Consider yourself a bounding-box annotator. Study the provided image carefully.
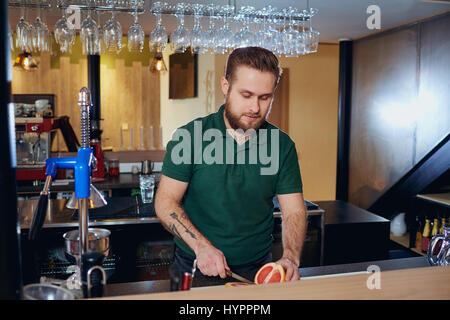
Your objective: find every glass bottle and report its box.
[415,216,423,251]
[431,218,440,237]
[422,217,431,253]
[439,217,446,234]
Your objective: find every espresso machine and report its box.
[28,88,109,298]
[15,116,59,181]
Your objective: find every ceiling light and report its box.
[150,51,167,73]
[13,51,38,71]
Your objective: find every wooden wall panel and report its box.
[11,53,88,152]
[100,58,160,151]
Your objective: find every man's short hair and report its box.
[225,47,283,89]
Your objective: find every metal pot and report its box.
[63,228,111,261]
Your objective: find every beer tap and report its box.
[28,88,106,258]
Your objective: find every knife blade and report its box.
[228,271,254,284]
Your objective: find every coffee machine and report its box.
[15,117,59,181]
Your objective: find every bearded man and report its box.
[155,47,306,282]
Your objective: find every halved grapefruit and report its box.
[224,282,254,288]
[254,262,286,284]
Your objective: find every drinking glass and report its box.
[9,24,14,51]
[283,7,300,57]
[205,4,219,53]
[54,8,76,53]
[16,1,32,52]
[95,11,106,55]
[304,8,320,53]
[214,5,234,54]
[233,6,257,49]
[128,4,145,52]
[31,1,48,52]
[190,4,207,54]
[139,174,155,204]
[149,1,168,52]
[104,9,123,53]
[269,9,284,56]
[171,3,190,53]
[80,1,100,55]
[255,7,277,52]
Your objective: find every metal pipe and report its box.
[88,55,101,133]
[78,87,91,148]
[0,0,23,300]
[78,198,89,257]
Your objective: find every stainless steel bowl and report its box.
[63,228,111,260]
[23,283,75,300]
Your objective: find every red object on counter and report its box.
[181,272,192,290]
[90,140,105,178]
[108,159,119,176]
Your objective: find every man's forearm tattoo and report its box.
[170,212,197,240]
[170,223,182,240]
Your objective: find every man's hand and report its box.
[194,241,231,278]
[276,257,300,281]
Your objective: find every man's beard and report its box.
[224,99,269,131]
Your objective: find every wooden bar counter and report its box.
[99,265,450,300]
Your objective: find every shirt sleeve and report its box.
[161,128,193,183]
[274,143,303,194]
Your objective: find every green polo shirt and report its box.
[161,104,302,265]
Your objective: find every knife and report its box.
[228,271,254,284]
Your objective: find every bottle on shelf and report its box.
[414,215,422,251]
[431,217,440,237]
[422,217,431,253]
[439,215,446,235]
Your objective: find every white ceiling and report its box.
[7,0,450,43]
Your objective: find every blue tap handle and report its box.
[44,147,93,199]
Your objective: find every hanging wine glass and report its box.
[255,7,270,50]
[54,3,76,53]
[305,8,320,53]
[190,4,207,54]
[96,10,106,55]
[214,5,234,54]
[171,3,190,53]
[269,8,284,56]
[283,7,300,57]
[9,24,15,51]
[149,1,168,52]
[103,2,123,53]
[38,3,52,53]
[205,4,219,53]
[16,1,32,53]
[233,6,257,49]
[128,2,145,52]
[31,0,48,52]
[295,10,306,56]
[80,0,100,55]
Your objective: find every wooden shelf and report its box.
[416,192,450,208]
[390,232,426,256]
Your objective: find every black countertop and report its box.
[104,256,430,297]
[315,200,389,225]
[17,173,162,194]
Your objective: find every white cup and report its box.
[35,99,49,112]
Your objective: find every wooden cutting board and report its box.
[98,265,450,300]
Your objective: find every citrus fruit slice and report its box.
[224,282,254,288]
[254,262,286,284]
